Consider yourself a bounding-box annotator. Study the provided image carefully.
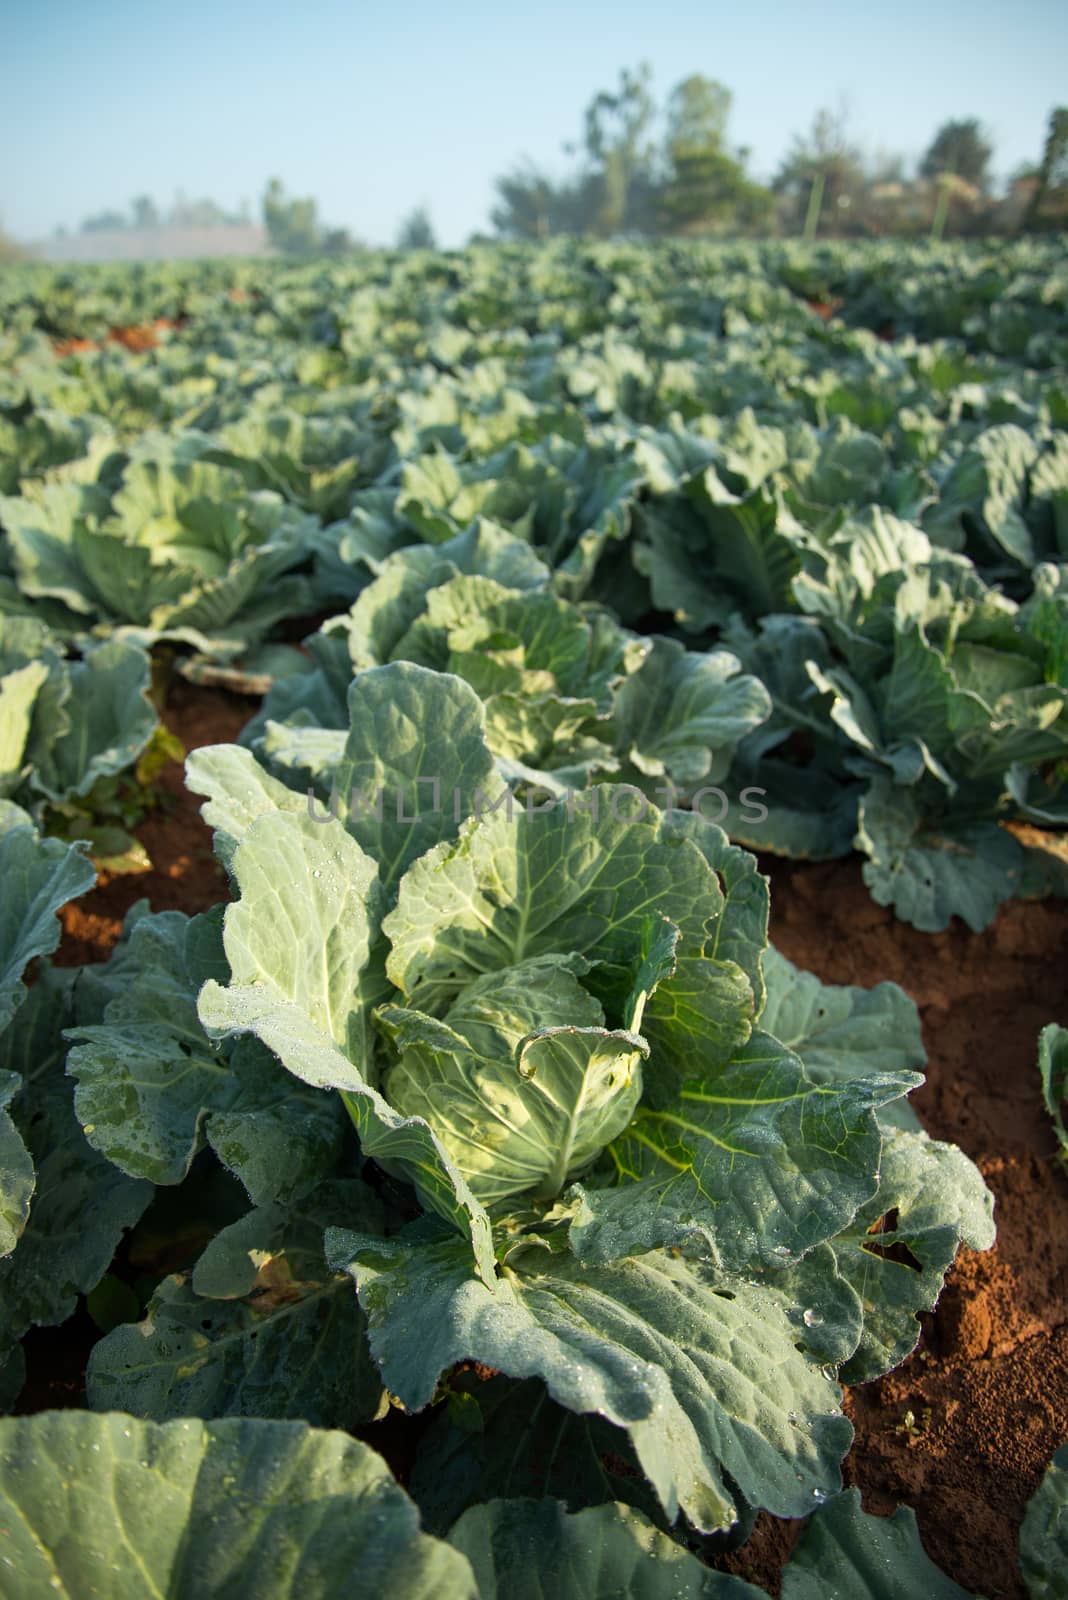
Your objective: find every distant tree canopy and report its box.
[488,72,1068,242]
[492,67,773,240]
[659,76,773,233]
[490,165,601,239]
[1023,106,1068,229]
[920,119,993,192]
[773,106,866,234]
[582,63,658,233]
[396,206,437,250]
[262,179,320,254]
[78,193,244,234]
[170,194,241,229]
[81,209,130,234]
[262,179,356,256]
[130,195,160,230]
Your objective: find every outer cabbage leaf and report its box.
[0,481,109,618]
[1038,1024,1068,1160]
[66,908,346,1202]
[857,779,1027,933]
[331,664,502,890]
[185,742,311,869]
[759,947,924,1132]
[722,753,861,863]
[0,808,94,1031]
[830,1128,995,1383]
[328,1228,853,1535]
[195,802,496,1283]
[657,810,769,1016]
[0,968,152,1387]
[634,484,801,632]
[449,1498,763,1599]
[569,1029,918,1270]
[408,1374,664,1536]
[780,1486,975,1599]
[1020,1443,1068,1600]
[0,1412,473,1599]
[924,423,1040,565]
[0,1071,33,1259]
[28,638,158,802]
[613,637,772,791]
[0,652,49,798]
[88,1182,385,1426]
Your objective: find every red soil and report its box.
[55,680,253,964]
[52,318,182,358]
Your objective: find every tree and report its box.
[262,178,320,255]
[658,75,772,234]
[664,74,731,153]
[171,196,235,228]
[774,106,866,237]
[490,67,657,239]
[582,63,657,234]
[81,209,129,233]
[490,164,600,239]
[919,119,993,192]
[396,206,437,250]
[1023,106,1068,230]
[491,165,556,239]
[130,195,159,230]
[320,227,357,255]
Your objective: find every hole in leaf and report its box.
[862,1210,922,1271]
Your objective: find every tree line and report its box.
[238,89,1068,254]
[37,182,432,258]
[488,69,1068,241]
[6,74,1065,260]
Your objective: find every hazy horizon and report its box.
[4,0,1066,248]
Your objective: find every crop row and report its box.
[0,240,1065,1596]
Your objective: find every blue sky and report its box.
[3,0,1066,245]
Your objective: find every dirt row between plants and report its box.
[50,681,1068,1600]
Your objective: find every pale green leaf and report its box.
[1038,1024,1068,1160]
[571,1030,917,1270]
[0,1412,473,1599]
[781,1486,975,1598]
[0,821,95,1032]
[0,1072,33,1259]
[1020,1443,1068,1600]
[328,1229,852,1535]
[832,1129,995,1383]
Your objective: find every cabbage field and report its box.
[0,238,1066,1598]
